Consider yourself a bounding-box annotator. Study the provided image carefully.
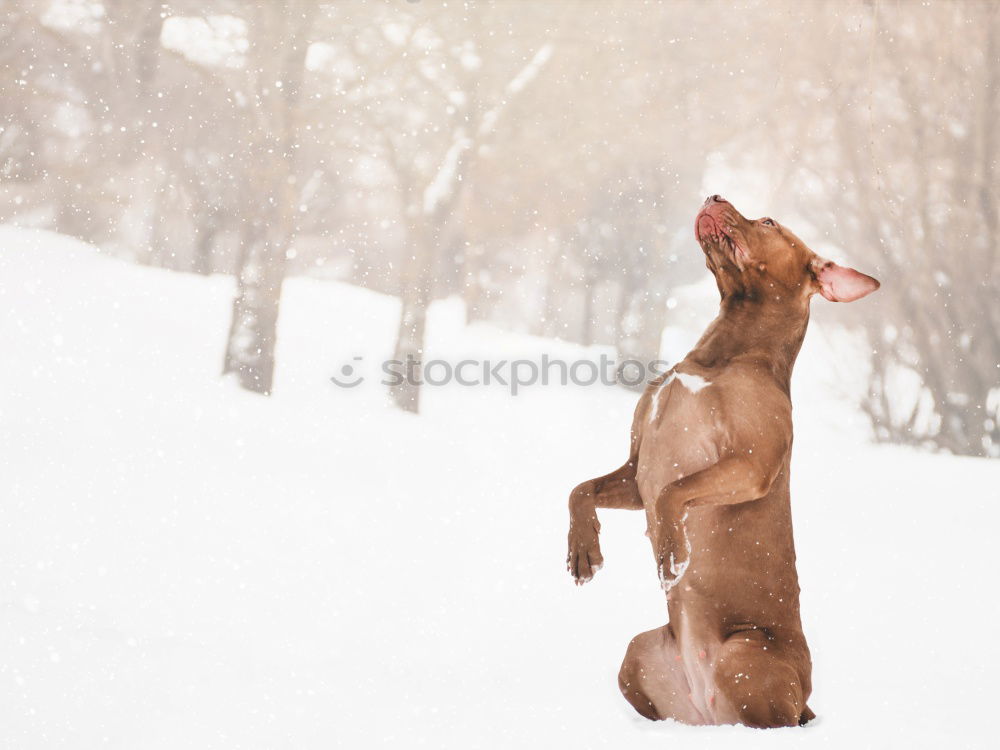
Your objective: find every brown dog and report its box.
[567,195,879,728]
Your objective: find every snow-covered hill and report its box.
[1,226,997,749]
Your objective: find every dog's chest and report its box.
[636,368,725,502]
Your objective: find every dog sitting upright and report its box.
[566,195,879,728]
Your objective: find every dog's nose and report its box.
[709,194,726,204]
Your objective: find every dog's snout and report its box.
[708,194,726,204]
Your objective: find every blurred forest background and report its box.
[0,0,997,457]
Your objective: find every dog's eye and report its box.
[761,218,775,227]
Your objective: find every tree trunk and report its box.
[221,1,311,395]
[615,288,664,391]
[390,288,430,413]
[390,220,433,413]
[580,271,597,347]
[223,221,288,395]
[192,212,218,276]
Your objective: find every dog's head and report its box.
[695,195,880,303]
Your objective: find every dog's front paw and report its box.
[567,513,603,585]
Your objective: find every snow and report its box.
[1,226,998,748]
[423,129,471,215]
[505,43,554,96]
[661,511,692,593]
[476,43,554,138]
[423,43,553,217]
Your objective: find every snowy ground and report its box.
[1,226,998,749]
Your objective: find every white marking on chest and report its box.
[675,371,710,393]
[646,370,711,425]
[647,373,675,424]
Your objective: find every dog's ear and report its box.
[811,257,880,302]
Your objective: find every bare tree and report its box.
[221,1,316,395]
[782,1,1000,456]
[336,4,554,412]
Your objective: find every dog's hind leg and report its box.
[710,631,811,728]
[618,624,706,724]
